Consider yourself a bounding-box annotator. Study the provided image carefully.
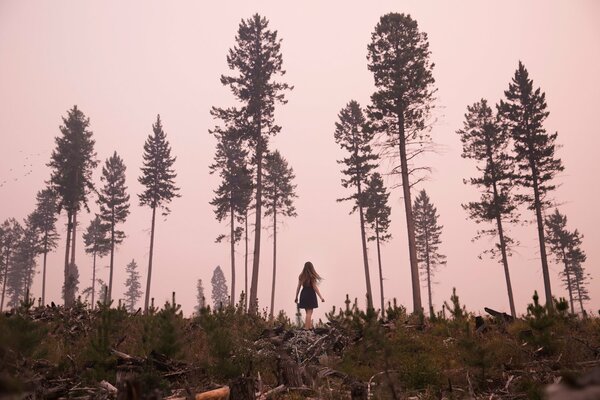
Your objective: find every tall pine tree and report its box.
[545,209,589,314]
[367,13,437,314]
[83,215,110,308]
[48,105,98,306]
[334,100,378,309]
[98,151,130,304]
[457,99,519,317]
[0,219,24,311]
[209,128,253,306]
[124,259,142,313]
[263,150,297,318]
[413,190,446,317]
[212,14,292,313]
[363,172,392,313]
[211,265,229,310]
[498,62,564,311]
[6,216,39,308]
[138,115,180,312]
[30,188,59,306]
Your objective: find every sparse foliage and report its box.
[138,115,180,312]
[48,105,98,306]
[367,13,437,314]
[334,100,378,309]
[498,62,564,310]
[212,14,292,313]
[413,190,446,317]
[98,152,130,304]
[457,99,519,317]
[263,150,297,317]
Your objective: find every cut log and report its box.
[195,386,230,400]
[484,307,514,322]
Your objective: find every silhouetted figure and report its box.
[294,261,324,329]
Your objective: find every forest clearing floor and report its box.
[1,292,599,399]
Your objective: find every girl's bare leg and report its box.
[305,308,313,329]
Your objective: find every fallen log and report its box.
[195,386,230,400]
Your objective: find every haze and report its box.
[0,1,598,320]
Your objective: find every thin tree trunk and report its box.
[531,166,553,311]
[64,211,73,307]
[270,206,277,319]
[230,203,236,307]
[1,247,10,311]
[358,199,373,310]
[108,217,115,305]
[398,112,422,314]
[375,219,385,314]
[249,138,263,314]
[561,248,575,315]
[144,205,157,313]
[495,215,517,318]
[425,228,433,317]
[574,274,584,314]
[244,211,249,311]
[70,210,77,266]
[41,235,48,307]
[91,250,97,310]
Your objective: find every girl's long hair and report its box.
[299,261,322,286]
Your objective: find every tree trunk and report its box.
[375,219,385,314]
[108,217,115,305]
[398,112,422,314]
[270,206,277,319]
[425,228,433,317]
[357,199,373,310]
[244,211,249,311]
[249,138,263,314]
[230,203,236,307]
[91,250,97,310]
[64,211,73,307]
[495,214,517,318]
[574,274,584,314]
[41,235,48,307]
[561,248,575,315]
[0,247,10,311]
[144,206,157,313]
[530,164,553,311]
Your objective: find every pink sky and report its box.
[0,1,599,319]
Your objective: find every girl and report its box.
[294,261,324,329]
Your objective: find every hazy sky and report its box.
[1,1,598,320]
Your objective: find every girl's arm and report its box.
[313,283,325,302]
[294,280,302,303]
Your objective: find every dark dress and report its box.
[298,281,318,309]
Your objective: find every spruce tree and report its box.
[83,215,110,309]
[498,62,564,311]
[367,13,436,314]
[334,100,378,309]
[457,99,519,317]
[212,14,292,313]
[195,278,206,314]
[0,219,23,311]
[48,105,98,306]
[545,209,589,314]
[6,216,39,308]
[363,172,392,313]
[413,190,446,317]
[263,150,297,318]
[30,188,59,306]
[138,115,180,312]
[124,259,142,313]
[211,265,229,310]
[209,128,253,306]
[98,151,130,304]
